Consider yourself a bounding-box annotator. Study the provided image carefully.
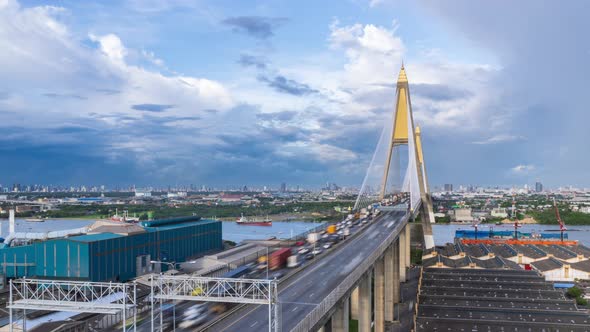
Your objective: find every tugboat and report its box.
[236,214,272,226]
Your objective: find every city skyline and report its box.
[1,1,589,187]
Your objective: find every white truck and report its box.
[307,232,320,244]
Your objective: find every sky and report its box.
[0,0,589,188]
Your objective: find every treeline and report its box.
[529,209,590,225]
[4,201,345,220]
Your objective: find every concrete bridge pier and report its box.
[385,238,401,321]
[359,270,372,332]
[331,296,350,332]
[350,287,359,320]
[374,256,385,332]
[399,226,407,282]
[330,225,407,331]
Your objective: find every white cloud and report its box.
[472,134,525,145]
[511,164,535,173]
[0,2,234,165]
[368,0,385,7]
[89,33,127,63]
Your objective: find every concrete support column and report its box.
[393,240,401,304]
[331,297,350,332]
[405,224,411,267]
[359,270,372,332]
[399,226,407,282]
[374,257,385,332]
[350,286,359,320]
[384,244,395,322]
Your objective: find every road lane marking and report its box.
[250,321,258,328]
[291,306,299,312]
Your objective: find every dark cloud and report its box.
[131,104,175,112]
[257,75,318,96]
[238,54,268,69]
[411,83,471,101]
[222,16,288,39]
[256,110,297,121]
[52,126,97,134]
[204,109,219,114]
[42,93,87,100]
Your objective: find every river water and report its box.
[0,218,323,243]
[433,223,590,246]
[4,219,589,247]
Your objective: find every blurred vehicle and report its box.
[312,248,322,255]
[322,243,332,250]
[269,248,291,270]
[298,247,310,254]
[191,286,204,296]
[287,255,299,268]
[179,310,208,329]
[210,303,227,314]
[184,303,207,318]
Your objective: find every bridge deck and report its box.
[205,211,408,331]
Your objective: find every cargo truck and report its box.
[307,232,320,244]
[327,224,337,234]
[269,248,291,270]
[287,255,299,268]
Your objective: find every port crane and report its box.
[512,194,521,240]
[553,197,567,241]
[471,222,479,240]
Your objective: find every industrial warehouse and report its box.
[0,212,222,283]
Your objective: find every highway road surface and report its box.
[206,210,408,331]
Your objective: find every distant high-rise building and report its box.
[444,184,453,192]
[535,182,543,192]
[280,182,287,193]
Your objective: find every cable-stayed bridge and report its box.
[200,64,436,332]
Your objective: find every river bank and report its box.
[433,223,590,246]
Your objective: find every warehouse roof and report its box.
[531,257,563,272]
[537,244,578,260]
[511,244,548,259]
[144,218,218,232]
[68,233,123,242]
[569,244,590,257]
[417,268,589,331]
[571,259,590,272]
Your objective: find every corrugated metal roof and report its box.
[144,218,217,231]
[68,233,123,242]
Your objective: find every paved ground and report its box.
[386,266,420,332]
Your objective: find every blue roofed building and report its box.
[0,216,222,282]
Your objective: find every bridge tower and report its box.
[380,64,435,249]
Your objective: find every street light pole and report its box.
[150,261,179,331]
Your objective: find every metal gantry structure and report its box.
[151,274,279,332]
[8,278,137,332]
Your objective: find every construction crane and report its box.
[512,193,521,240]
[471,222,479,240]
[553,197,567,241]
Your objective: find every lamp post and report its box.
[150,261,180,331]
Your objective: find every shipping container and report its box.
[269,248,291,270]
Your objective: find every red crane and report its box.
[553,198,567,241]
[512,193,521,239]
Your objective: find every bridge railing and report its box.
[291,213,409,332]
